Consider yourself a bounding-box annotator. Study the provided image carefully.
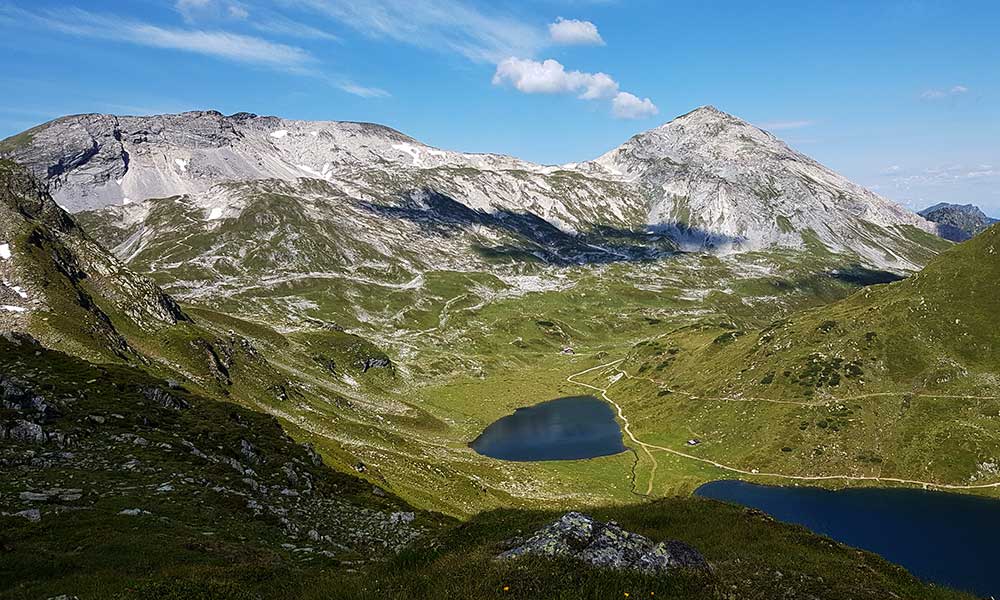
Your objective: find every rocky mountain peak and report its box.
[1,106,947,271]
[918,202,998,242]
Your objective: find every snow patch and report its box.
[3,281,28,299]
[0,243,10,260]
[123,197,132,205]
[1,305,27,313]
[174,158,189,173]
[392,143,422,166]
[341,374,360,388]
[270,130,289,139]
[207,207,224,220]
[296,164,334,180]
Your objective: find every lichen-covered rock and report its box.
[140,385,190,411]
[498,512,708,575]
[6,419,45,443]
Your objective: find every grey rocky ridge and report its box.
[918,202,998,242]
[3,106,945,272]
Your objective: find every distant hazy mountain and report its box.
[918,202,998,242]
[2,106,942,271]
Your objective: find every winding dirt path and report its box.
[567,359,1000,495]
[567,359,659,495]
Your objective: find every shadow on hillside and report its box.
[828,266,906,286]
[358,189,744,266]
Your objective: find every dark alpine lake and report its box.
[471,395,626,461]
[696,480,1000,597]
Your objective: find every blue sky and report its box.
[0,0,997,214]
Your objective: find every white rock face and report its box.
[578,106,938,268]
[3,107,942,270]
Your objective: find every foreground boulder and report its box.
[498,512,708,575]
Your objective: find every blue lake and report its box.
[696,479,1000,597]
[471,395,626,461]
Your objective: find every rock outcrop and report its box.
[498,512,708,575]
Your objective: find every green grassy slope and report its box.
[616,224,1000,490]
[0,337,971,600]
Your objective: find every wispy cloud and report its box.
[176,0,250,23]
[16,6,314,71]
[880,163,998,186]
[175,0,340,41]
[4,4,387,99]
[334,80,391,98]
[291,0,655,119]
[492,57,657,119]
[289,0,545,63]
[548,17,604,46]
[920,85,969,100]
[756,119,815,131]
[250,14,341,41]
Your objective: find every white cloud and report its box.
[493,57,617,99]
[756,120,815,131]
[493,57,657,119]
[290,0,544,63]
[921,85,969,100]
[611,92,658,120]
[288,0,657,119]
[548,17,604,46]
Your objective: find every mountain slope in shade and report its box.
[919,202,998,242]
[3,107,943,272]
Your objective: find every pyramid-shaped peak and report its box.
[664,105,753,129]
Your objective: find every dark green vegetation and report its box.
[0,335,444,599]
[1,339,971,600]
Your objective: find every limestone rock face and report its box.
[581,106,939,266]
[3,107,943,271]
[498,512,708,575]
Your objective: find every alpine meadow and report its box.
[1,2,999,599]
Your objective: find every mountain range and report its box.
[3,106,944,273]
[2,106,997,598]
